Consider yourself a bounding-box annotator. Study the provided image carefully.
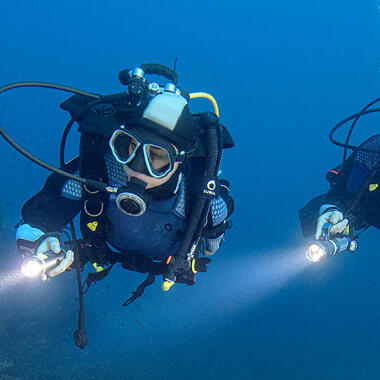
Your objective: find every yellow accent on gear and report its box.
[343,225,350,236]
[92,263,104,272]
[189,92,219,117]
[87,221,98,231]
[162,281,174,291]
[191,258,197,274]
[369,184,379,192]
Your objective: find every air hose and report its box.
[162,112,222,290]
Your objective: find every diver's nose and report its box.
[124,166,146,183]
[128,149,147,173]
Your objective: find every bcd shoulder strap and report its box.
[79,132,111,267]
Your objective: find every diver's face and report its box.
[124,162,180,189]
[123,136,180,189]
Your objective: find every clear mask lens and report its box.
[111,130,139,163]
[144,144,172,177]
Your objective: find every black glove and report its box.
[165,255,191,283]
[175,257,212,286]
[165,256,212,283]
[193,257,211,272]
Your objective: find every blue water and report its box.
[0,1,380,379]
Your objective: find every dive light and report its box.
[21,249,68,279]
[305,223,358,263]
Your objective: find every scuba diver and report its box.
[299,98,380,263]
[0,63,234,347]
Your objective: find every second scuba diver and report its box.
[10,64,234,298]
[299,99,380,262]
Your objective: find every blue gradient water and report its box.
[0,1,379,379]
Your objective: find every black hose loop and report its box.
[329,108,380,154]
[343,98,380,162]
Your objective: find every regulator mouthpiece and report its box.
[115,177,150,216]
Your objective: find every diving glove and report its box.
[315,205,348,240]
[16,224,74,279]
[36,237,74,278]
[164,255,211,285]
[164,255,190,283]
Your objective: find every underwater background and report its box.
[0,1,380,379]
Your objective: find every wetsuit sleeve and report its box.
[203,180,234,254]
[21,158,82,232]
[327,136,380,221]
[299,194,329,238]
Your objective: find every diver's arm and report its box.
[300,136,380,237]
[326,136,380,226]
[203,180,234,255]
[16,159,82,274]
[299,166,358,238]
[19,158,82,233]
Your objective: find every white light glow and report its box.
[21,260,43,278]
[306,244,326,263]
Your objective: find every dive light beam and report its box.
[0,271,24,293]
[208,247,309,313]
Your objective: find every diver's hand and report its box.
[162,256,212,291]
[164,255,190,283]
[48,250,74,277]
[36,236,61,256]
[315,206,348,240]
[162,255,190,291]
[192,257,211,272]
[36,237,73,278]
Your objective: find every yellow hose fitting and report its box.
[92,263,104,272]
[189,92,219,117]
[162,280,175,292]
[191,259,198,274]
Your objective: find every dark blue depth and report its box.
[0,1,380,379]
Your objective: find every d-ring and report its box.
[84,184,100,194]
[84,200,104,217]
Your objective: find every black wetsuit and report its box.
[299,135,380,237]
[17,151,231,267]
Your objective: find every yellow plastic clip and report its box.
[369,184,379,192]
[162,281,174,292]
[191,258,198,274]
[87,221,98,231]
[92,263,104,272]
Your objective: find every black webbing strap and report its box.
[79,132,111,267]
[82,264,114,294]
[122,272,156,307]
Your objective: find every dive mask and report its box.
[109,126,186,179]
